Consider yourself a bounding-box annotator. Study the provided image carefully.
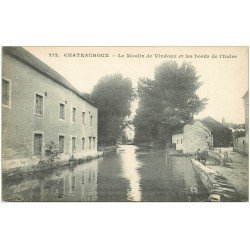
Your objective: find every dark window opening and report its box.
[35,94,43,116]
[60,103,65,119]
[59,135,65,153]
[2,79,10,106]
[34,133,43,156]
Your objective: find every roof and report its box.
[3,47,97,108]
[172,116,231,136]
[201,116,232,133]
[172,127,184,135]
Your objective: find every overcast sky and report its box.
[25,46,248,124]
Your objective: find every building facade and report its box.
[183,121,213,154]
[171,117,231,154]
[2,47,98,170]
[233,136,247,154]
[233,91,249,155]
[171,129,184,150]
[201,116,232,147]
[243,91,248,154]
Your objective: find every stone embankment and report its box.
[3,151,103,178]
[190,159,239,201]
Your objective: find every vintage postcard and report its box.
[1,46,248,202]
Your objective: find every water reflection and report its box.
[119,145,142,201]
[167,156,202,201]
[3,159,99,202]
[2,145,207,202]
[81,163,98,201]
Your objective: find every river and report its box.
[2,145,208,202]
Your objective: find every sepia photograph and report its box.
[1,46,249,202]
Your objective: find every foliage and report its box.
[225,122,246,138]
[91,73,135,145]
[134,61,208,146]
[3,193,26,202]
[225,122,245,130]
[233,130,246,138]
[43,141,61,166]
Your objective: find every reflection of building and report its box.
[81,163,98,201]
[172,116,232,154]
[234,91,248,155]
[2,47,98,170]
[3,160,99,201]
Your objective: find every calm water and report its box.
[2,145,207,202]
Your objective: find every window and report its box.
[90,115,93,127]
[35,94,43,116]
[181,139,183,144]
[60,103,65,120]
[72,107,76,122]
[34,133,43,156]
[2,78,11,107]
[72,137,76,152]
[89,137,92,150]
[93,137,96,149]
[82,112,85,125]
[82,138,85,150]
[59,135,65,153]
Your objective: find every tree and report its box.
[134,61,208,147]
[91,73,135,146]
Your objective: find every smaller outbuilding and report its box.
[233,135,247,154]
[172,127,184,151]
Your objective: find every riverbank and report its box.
[2,145,208,202]
[191,159,239,201]
[98,145,118,153]
[2,151,103,178]
[206,151,248,201]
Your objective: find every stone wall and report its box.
[183,121,213,154]
[2,150,103,173]
[191,159,238,201]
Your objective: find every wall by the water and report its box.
[191,159,237,201]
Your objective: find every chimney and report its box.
[222,117,226,125]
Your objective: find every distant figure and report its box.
[196,148,206,165]
[196,149,200,160]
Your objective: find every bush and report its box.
[39,141,61,168]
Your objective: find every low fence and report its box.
[207,150,229,165]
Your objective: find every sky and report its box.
[25,46,248,124]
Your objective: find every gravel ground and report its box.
[207,151,248,201]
